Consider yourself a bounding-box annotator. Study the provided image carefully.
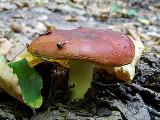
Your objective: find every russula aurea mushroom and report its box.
[27,27,135,101]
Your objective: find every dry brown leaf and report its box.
[15,1,29,8]
[95,13,109,22]
[0,59,23,102]
[5,42,25,61]
[70,0,83,3]
[10,22,22,33]
[0,38,13,55]
[64,15,77,22]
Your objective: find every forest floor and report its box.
[0,0,160,120]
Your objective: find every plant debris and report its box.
[0,0,160,119]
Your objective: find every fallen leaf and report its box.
[36,22,47,33]
[5,42,25,61]
[9,59,43,108]
[111,3,121,13]
[0,56,23,102]
[10,22,22,33]
[138,18,150,25]
[0,38,13,55]
[94,13,109,22]
[36,0,48,5]
[127,9,137,17]
[69,0,83,3]
[0,2,17,11]
[15,1,29,8]
[64,15,77,22]
[0,54,43,108]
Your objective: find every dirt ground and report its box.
[0,0,160,120]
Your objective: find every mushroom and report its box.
[27,27,135,101]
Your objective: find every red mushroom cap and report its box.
[28,27,135,66]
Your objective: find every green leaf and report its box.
[138,18,150,25]
[111,3,121,13]
[127,9,137,17]
[9,59,43,108]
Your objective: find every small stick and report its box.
[146,106,160,118]
[131,83,160,97]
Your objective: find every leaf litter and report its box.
[0,0,160,119]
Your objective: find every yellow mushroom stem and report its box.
[69,60,94,101]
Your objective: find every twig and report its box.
[131,83,160,97]
[146,106,160,118]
